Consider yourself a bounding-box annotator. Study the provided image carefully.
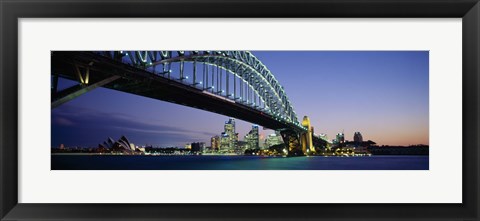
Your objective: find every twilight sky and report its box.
[51,51,429,148]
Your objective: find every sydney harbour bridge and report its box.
[51,51,328,156]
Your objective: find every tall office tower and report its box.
[211,135,220,150]
[336,132,345,146]
[221,118,238,151]
[244,125,260,149]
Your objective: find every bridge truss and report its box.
[98,51,299,126]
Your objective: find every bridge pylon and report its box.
[300,116,316,155]
[278,116,316,156]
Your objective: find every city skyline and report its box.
[51,51,429,148]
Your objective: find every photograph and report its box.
[51,50,429,170]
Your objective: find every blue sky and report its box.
[52,51,429,147]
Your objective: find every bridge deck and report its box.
[51,51,302,132]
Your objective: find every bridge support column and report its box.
[300,116,316,155]
[279,129,304,156]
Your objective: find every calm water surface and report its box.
[51,155,428,170]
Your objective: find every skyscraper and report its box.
[220,118,238,151]
[354,132,363,143]
[211,135,220,151]
[336,133,345,143]
[244,125,260,149]
[336,132,345,147]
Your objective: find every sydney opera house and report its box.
[97,135,144,154]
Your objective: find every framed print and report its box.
[1,0,479,220]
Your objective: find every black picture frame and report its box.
[1,0,479,220]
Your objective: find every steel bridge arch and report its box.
[100,51,299,125]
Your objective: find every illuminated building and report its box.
[220,118,238,151]
[264,131,283,148]
[129,143,136,151]
[235,141,247,153]
[116,135,132,151]
[220,133,230,151]
[210,135,220,150]
[97,135,144,154]
[244,125,260,149]
[336,132,345,147]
